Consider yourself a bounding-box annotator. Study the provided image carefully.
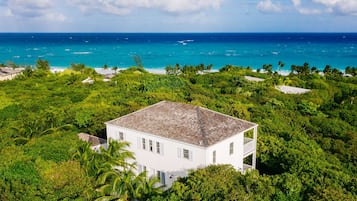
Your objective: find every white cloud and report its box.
[313,0,357,15]
[291,0,357,16]
[292,0,301,7]
[44,13,67,22]
[291,0,321,15]
[69,0,222,15]
[1,0,67,21]
[297,8,322,14]
[257,0,282,13]
[7,0,52,17]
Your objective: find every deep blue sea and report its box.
[0,33,356,71]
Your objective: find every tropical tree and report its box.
[323,65,332,75]
[263,64,273,74]
[278,61,285,72]
[36,59,50,71]
[94,140,161,200]
[112,66,119,74]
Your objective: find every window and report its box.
[142,138,146,150]
[213,150,216,164]
[119,132,124,140]
[229,142,234,155]
[156,142,160,154]
[149,140,153,152]
[157,171,166,185]
[183,149,190,159]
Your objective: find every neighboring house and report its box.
[78,133,108,152]
[105,101,258,188]
[0,67,23,81]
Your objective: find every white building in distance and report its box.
[105,101,258,188]
[0,67,23,81]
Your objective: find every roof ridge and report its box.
[196,106,209,146]
[105,100,167,124]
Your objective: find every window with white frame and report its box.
[119,132,124,140]
[229,142,234,155]
[213,150,216,164]
[149,140,153,152]
[183,149,190,159]
[156,142,160,154]
[142,138,146,150]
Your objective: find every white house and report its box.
[0,67,23,81]
[105,101,258,188]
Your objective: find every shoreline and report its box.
[50,66,295,76]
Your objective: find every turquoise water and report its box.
[0,33,356,71]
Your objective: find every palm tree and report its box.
[112,66,119,74]
[323,65,332,75]
[165,65,174,75]
[262,64,273,74]
[100,140,135,171]
[278,61,285,72]
[206,64,213,71]
[73,142,99,177]
[103,64,109,71]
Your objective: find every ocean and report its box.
[0,33,356,71]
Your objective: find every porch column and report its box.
[252,126,258,169]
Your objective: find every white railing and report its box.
[244,137,255,157]
[243,164,253,172]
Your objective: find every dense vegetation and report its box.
[0,62,356,200]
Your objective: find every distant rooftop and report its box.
[0,67,23,76]
[106,101,257,147]
[244,76,265,82]
[78,133,107,147]
[276,85,311,94]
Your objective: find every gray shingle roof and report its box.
[78,133,107,146]
[106,101,257,147]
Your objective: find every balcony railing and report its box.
[243,164,253,172]
[244,137,255,157]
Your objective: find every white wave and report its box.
[33,48,39,51]
[65,48,70,51]
[72,51,93,55]
[272,51,279,55]
[13,55,20,58]
[177,39,194,45]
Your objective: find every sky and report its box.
[0,0,356,32]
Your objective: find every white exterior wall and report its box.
[206,132,244,170]
[0,73,19,81]
[106,124,207,187]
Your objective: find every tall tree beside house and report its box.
[73,140,161,200]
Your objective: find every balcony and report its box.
[243,164,253,172]
[243,137,255,157]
